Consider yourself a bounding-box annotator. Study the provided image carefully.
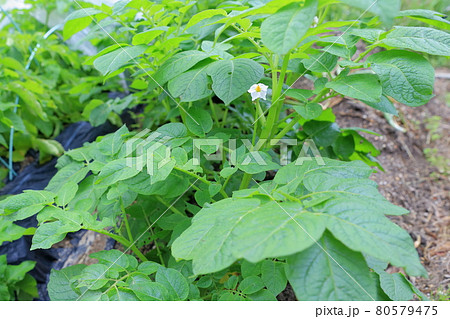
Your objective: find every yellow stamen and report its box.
[255,85,261,92]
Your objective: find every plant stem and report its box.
[318,5,330,24]
[221,108,229,128]
[231,24,271,62]
[93,229,148,262]
[220,174,232,194]
[276,113,297,125]
[354,45,376,63]
[260,53,290,143]
[104,273,132,295]
[150,228,166,267]
[318,92,339,103]
[272,54,291,133]
[239,173,252,190]
[179,103,189,125]
[277,191,302,203]
[162,99,176,122]
[254,99,266,126]
[311,88,330,103]
[120,198,134,243]
[173,167,229,198]
[209,97,220,126]
[273,114,302,143]
[156,195,185,216]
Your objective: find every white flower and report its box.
[312,16,319,28]
[248,83,268,101]
[134,12,145,21]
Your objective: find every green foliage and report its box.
[0,255,38,301]
[368,50,435,106]
[48,250,190,301]
[2,0,448,301]
[0,6,128,166]
[261,0,318,54]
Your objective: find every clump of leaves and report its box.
[0,6,130,166]
[0,255,38,301]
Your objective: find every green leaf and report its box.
[339,0,400,26]
[55,181,79,207]
[98,125,129,157]
[156,123,187,138]
[378,272,416,301]
[286,232,378,300]
[332,135,355,158]
[36,139,64,159]
[219,291,246,301]
[185,107,213,137]
[275,158,371,185]
[130,280,169,301]
[326,74,382,103]
[397,9,450,30]
[239,276,265,295]
[362,95,398,115]
[261,260,287,296]
[95,158,140,186]
[0,190,55,222]
[168,64,212,102]
[275,159,408,217]
[46,162,89,193]
[31,219,82,250]
[93,46,147,76]
[207,58,264,105]
[303,120,340,147]
[303,51,338,73]
[248,289,278,301]
[315,203,426,277]
[48,265,86,301]
[201,41,233,59]
[126,172,189,198]
[381,27,450,56]
[220,166,238,178]
[90,250,131,273]
[261,0,318,54]
[349,29,384,43]
[108,288,139,301]
[77,264,110,290]
[152,51,211,87]
[237,151,280,174]
[5,260,36,283]
[155,267,189,300]
[294,102,323,120]
[132,27,167,45]
[15,273,38,300]
[172,198,326,275]
[275,159,426,276]
[368,50,435,107]
[285,89,314,102]
[8,82,46,120]
[138,261,160,275]
[63,8,103,40]
[186,9,227,29]
[241,260,262,278]
[0,219,29,245]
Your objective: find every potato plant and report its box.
[1,0,449,301]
